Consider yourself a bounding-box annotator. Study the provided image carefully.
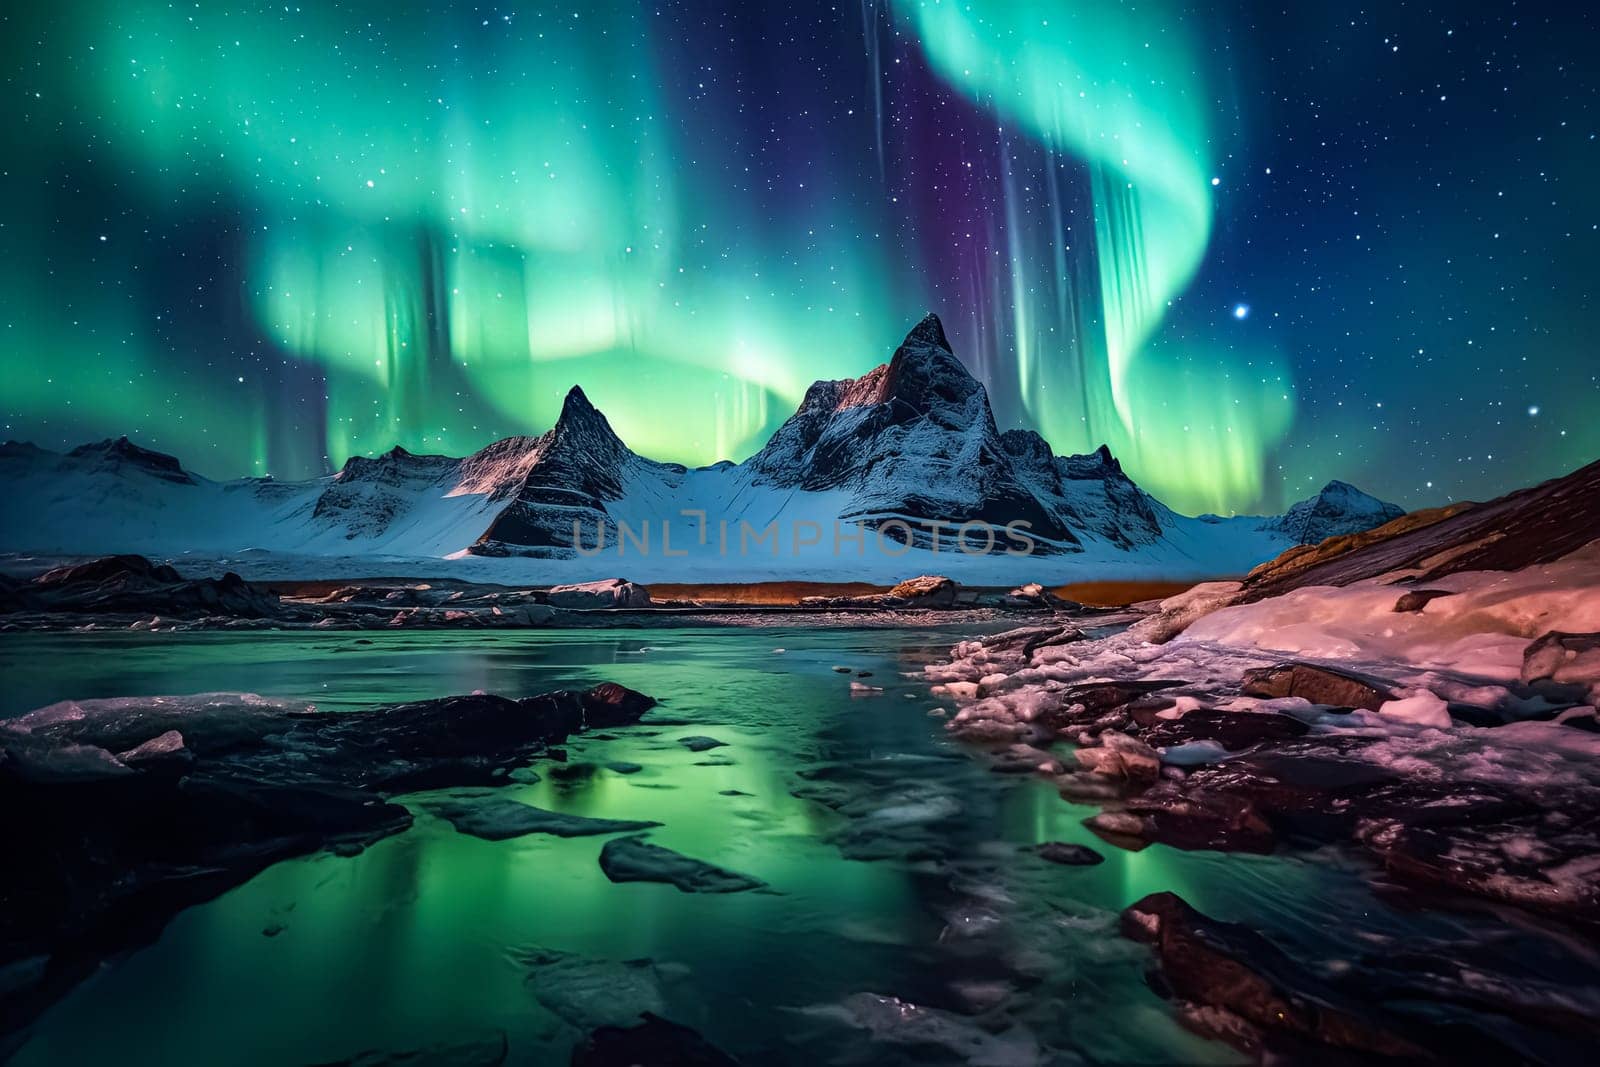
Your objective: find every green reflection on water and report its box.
[2,628,1304,1064]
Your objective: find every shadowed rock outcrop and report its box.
[0,681,656,1036]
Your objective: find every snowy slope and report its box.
[0,316,1407,583]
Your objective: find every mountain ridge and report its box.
[0,315,1405,582]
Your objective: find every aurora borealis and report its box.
[2,2,1596,514]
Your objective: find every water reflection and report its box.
[1,628,1347,1063]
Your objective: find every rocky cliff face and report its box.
[744,313,1174,553]
[474,387,684,554]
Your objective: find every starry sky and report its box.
[1,1,1595,516]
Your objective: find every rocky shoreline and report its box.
[928,459,1600,1061]
[0,556,1099,632]
[0,682,660,1039]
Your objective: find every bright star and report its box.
[1527,405,1540,416]
[1232,303,1250,320]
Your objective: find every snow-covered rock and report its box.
[546,577,652,609]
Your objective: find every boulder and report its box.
[113,729,193,771]
[1521,631,1600,691]
[1005,582,1072,609]
[1392,588,1454,613]
[11,556,282,619]
[0,681,657,1034]
[424,797,659,841]
[597,836,766,893]
[1035,841,1104,866]
[1142,710,1309,752]
[887,574,958,606]
[1072,731,1160,782]
[547,578,652,609]
[1239,662,1394,711]
[1121,892,1432,1060]
[571,1013,740,1067]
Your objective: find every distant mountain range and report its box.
[0,315,1404,583]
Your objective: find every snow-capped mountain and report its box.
[0,315,1405,583]
[1259,480,1406,546]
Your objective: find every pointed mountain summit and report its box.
[1264,479,1405,546]
[475,385,681,553]
[747,312,1170,552]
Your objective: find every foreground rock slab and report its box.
[598,836,766,893]
[425,797,661,840]
[571,1013,740,1066]
[1122,891,1600,1062]
[0,681,656,1037]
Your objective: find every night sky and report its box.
[2,1,1595,515]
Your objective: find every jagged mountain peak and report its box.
[335,444,455,485]
[1062,444,1125,480]
[903,311,951,351]
[551,383,624,444]
[876,314,987,423]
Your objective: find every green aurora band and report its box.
[892,0,1293,511]
[2,0,1296,514]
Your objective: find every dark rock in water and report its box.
[1239,662,1394,711]
[677,735,727,753]
[1122,891,1600,1061]
[1035,842,1103,866]
[570,1013,740,1067]
[1101,739,1600,925]
[162,686,656,794]
[598,836,766,893]
[0,681,656,1036]
[113,728,194,771]
[1392,588,1454,613]
[310,1030,511,1066]
[1122,892,1435,1061]
[1072,731,1160,782]
[0,764,411,1035]
[1116,792,1277,853]
[606,761,644,775]
[1142,710,1309,751]
[425,797,660,840]
[515,947,667,1031]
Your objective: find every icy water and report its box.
[0,628,1522,1065]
